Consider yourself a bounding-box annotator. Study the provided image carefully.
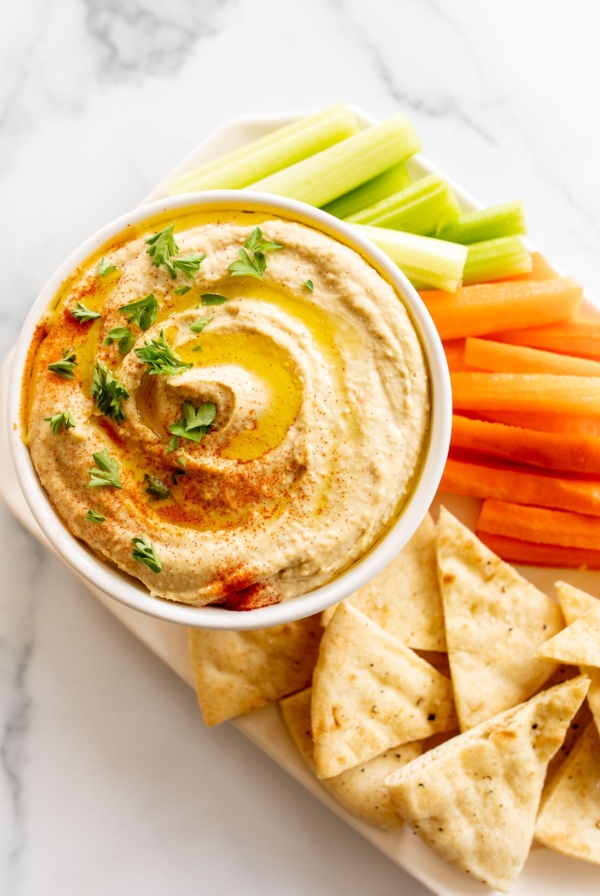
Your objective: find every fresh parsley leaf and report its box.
[88,448,122,489]
[201,293,227,305]
[144,474,170,501]
[191,345,203,353]
[174,285,191,295]
[304,279,314,292]
[85,509,105,524]
[48,348,78,380]
[98,257,118,277]
[189,317,211,334]
[135,330,192,377]
[165,436,179,454]
[177,456,187,468]
[72,303,101,323]
[132,535,162,574]
[91,362,129,422]
[171,253,206,280]
[145,223,179,270]
[119,293,159,331]
[104,326,135,355]
[228,247,264,280]
[168,400,216,449]
[244,227,284,254]
[45,410,76,435]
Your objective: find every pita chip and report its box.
[386,675,590,893]
[437,506,564,730]
[537,600,600,668]
[188,615,322,726]
[321,513,446,651]
[311,602,457,779]
[280,687,421,830]
[535,721,600,866]
[553,581,600,734]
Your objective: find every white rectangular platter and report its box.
[2,108,599,896]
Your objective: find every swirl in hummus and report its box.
[23,209,430,609]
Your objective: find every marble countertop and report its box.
[2,2,600,894]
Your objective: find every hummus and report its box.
[24,209,430,609]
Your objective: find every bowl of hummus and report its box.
[8,192,450,629]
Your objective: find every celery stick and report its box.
[321,163,412,219]
[346,174,461,236]
[168,104,359,194]
[436,200,526,244]
[251,114,421,208]
[462,236,532,285]
[354,224,468,293]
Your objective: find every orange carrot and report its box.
[477,532,600,569]
[477,499,600,550]
[451,372,600,415]
[451,415,600,474]
[475,409,600,437]
[440,456,600,516]
[490,318,600,361]
[505,252,558,281]
[465,337,600,377]
[443,339,470,372]
[420,276,582,340]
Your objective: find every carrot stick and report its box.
[451,415,600,474]
[476,532,600,569]
[490,318,600,361]
[505,252,558,281]
[477,499,600,550]
[475,410,600,437]
[443,339,471,372]
[451,372,600,415]
[465,338,600,376]
[440,456,600,516]
[419,276,582,340]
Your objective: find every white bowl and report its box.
[7,190,451,630]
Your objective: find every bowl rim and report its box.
[7,190,451,630]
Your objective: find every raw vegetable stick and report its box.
[451,372,600,415]
[354,225,467,293]
[420,276,582,340]
[506,252,557,281]
[490,319,600,361]
[168,104,359,194]
[465,338,600,376]
[321,163,412,219]
[440,456,600,516]
[436,200,526,244]
[451,415,600,474]
[462,237,532,285]
[477,532,600,570]
[345,173,460,234]
[251,114,421,208]
[477,499,600,551]
[443,340,471,372]
[477,409,600,437]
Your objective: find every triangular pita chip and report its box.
[321,512,446,650]
[311,602,457,779]
[437,506,564,730]
[554,581,600,734]
[188,615,322,726]
[386,675,590,893]
[537,600,600,668]
[280,687,421,830]
[535,721,600,865]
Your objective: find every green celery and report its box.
[436,200,526,244]
[321,163,412,219]
[462,236,532,286]
[168,104,358,194]
[354,224,467,293]
[251,114,421,208]
[346,174,461,235]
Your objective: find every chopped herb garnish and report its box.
[145,223,179,271]
[85,509,105,524]
[72,303,101,323]
[177,456,187,468]
[227,227,283,281]
[87,448,122,489]
[132,535,162,574]
[304,279,314,292]
[170,468,186,485]
[104,326,135,355]
[168,400,217,449]
[171,253,206,280]
[201,294,227,306]
[91,362,129,422]
[48,348,77,380]
[98,257,118,277]
[191,345,203,353]
[45,410,76,435]
[190,317,211,333]
[144,474,170,500]
[174,285,191,296]
[119,293,159,331]
[165,435,179,454]
[135,331,192,377]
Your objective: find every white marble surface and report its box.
[2,2,600,894]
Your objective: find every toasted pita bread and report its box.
[280,687,421,830]
[321,513,445,650]
[188,615,322,726]
[553,582,600,734]
[537,600,600,668]
[535,721,600,865]
[437,507,564,730]
[386,675,590,893]
[311,602,456,779]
